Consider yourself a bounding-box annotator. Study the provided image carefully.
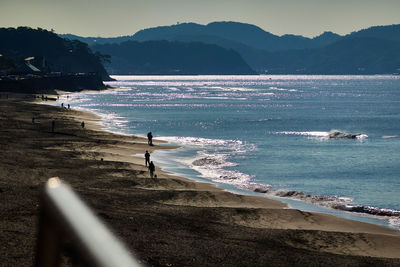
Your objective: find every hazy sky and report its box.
[1,0,399,37]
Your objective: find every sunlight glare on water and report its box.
[63,75,400,229]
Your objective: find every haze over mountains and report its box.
[62,21,400,75]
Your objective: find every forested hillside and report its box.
[0,27,111,80]
[92,40,256,75]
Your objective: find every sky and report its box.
[1,0,399,38]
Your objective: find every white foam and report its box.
[203,97,230,100]
[165,87,180,91]
[275,131,329,137]
[268,86,298,92]
[356,134,368,139]
[185,151,252,187]
[191,162,253,186]
[267,188,400,226]
[389,217,400,229]
[173,151,252,187]
[159,136,257,188]
[382,135,400,139]
[222,87,258,92]
[160,136,255,152]
[337,197,355,203]
[275,131,369,140]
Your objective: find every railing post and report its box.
[35,177,141,267]
[35,204,63,267]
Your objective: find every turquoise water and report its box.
[61,75,400,229]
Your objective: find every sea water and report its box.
[60,75,400,229]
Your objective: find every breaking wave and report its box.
[275,130,368,140]
[268,86,298,92]
[188,152,273,191]
[250,187,400,227]
[160,136,261,189]
[159,134,399,228]
[275,131,329,137]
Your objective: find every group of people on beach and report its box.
[39,100,85,132]
[145,150,156,178]
[61,103,71,109]
[145,132,157,178]
[145,132,157,177]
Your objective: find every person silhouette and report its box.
[148,161,155,178]
[147,132,153,146]
[144,150,150,166]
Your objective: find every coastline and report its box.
[66,85,400,230]
[1,94,400,266]
[151,146,400,230]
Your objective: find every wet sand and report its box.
[1,94,400,266]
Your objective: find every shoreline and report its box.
[38,94,287,207]
[1,93,400,265]
[41,95,400,235]
[151,148,400,232]
[58,88,400,231]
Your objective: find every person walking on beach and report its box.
[81,121,85,128]
[148,161,155,178]
[144,150,151,167]
[51,120,55,132]
[147,132,153,146]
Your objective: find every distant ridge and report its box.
[60,33,133,46]
[346,24,400,43]
[62,22,400,75]
[61,21,344,51]
[92,40,256,75]
[259,37,400,74]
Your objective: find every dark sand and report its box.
[1,94,400,266]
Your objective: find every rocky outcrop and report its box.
[327,130,361,139]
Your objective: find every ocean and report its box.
[60,75,400,230]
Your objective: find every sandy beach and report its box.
[1,94,400,266]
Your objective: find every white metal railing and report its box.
[35,177,141,267]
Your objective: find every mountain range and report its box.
[62,22,400,75]
[93,40,255,75]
